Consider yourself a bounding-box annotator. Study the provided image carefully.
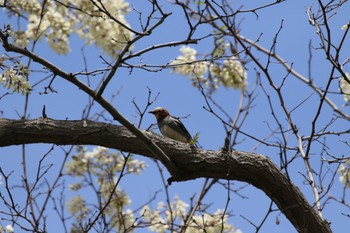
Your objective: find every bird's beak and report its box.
[148,110,155,114]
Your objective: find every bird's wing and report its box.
[169,116,193,141]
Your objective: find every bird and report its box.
[149,107,193,144]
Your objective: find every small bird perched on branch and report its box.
[149,107,194,144]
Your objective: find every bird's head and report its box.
[149,107,170,121]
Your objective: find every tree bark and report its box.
[0,118,331,233]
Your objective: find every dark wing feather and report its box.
[171,116,193,141]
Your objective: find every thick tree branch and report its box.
[0,118,331,233]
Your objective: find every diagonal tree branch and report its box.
[0,118,332,233]
[0,30,180,179]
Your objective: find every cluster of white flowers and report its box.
[65,146,146,177]
[65,146,141,231]
[74,0,132,57]
[4,0,42,14]
[45,8,73,54]
[25,14,49,41]
[188,209,241,233]
[0,67,32,95]
[140,195,239,233]
[5,0,132,56]
[140,196,189,233]
[339,74,350,103]
[67,184,135,230]
[66,195,90,219]
[11,30,30,48]
[171,46,208,78]
[7,0,74,54]
[171,46,247,90]
[141,203,168,232]
[210,56,247,89]
[338,161,350,188]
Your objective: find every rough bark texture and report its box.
[0,118,331,233]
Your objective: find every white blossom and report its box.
[26,14,50,40]
[45,8,74,54]
[121,209,135,231]
[0,68,32,95]
[338,162,350,188]
[186,209,239,233]
[5,0,131,56]
[12,30,30,47]
[74,0,132,57]
[217,56,247,89]
[339,74,350,103]
[171,47,247,90]
[139,196,239,233]
[65,145,144,231]
[140,205,167,233]
[66,195,89,219]
[171,195,188,219]
[170,46,208,78]
[5,225,14,233]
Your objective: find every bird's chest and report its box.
[160,124,178,138]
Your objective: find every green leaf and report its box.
[190,132,200,146]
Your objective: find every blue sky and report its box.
[1,0,350,232]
